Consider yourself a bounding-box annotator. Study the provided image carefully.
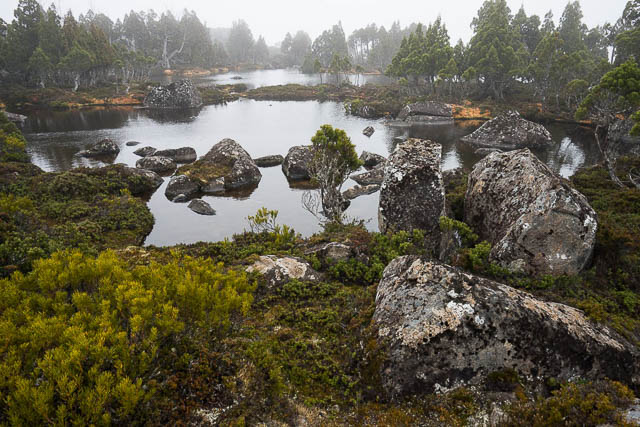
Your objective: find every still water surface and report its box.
[22,100,598,246]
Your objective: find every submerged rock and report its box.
[374,256,640,398]
[125,141,141,147]
[460,111,553,149]
[397,101,453,123]
[188,198,216,215]
[133,146,157,157]
[144,79,203,109]
[342,184,380,200]
[359,151,386,169]
[246,255,322,287]
[78,138,120,158]
[135,156,177,174]
[154,147,197,163]
[282,146,313,180]
[363,126,375,137]
[464,149,597,276]
[254,154,284,167]
[177,138,261,193]
[350,166,385,186]
[378,138,445,251]
[165,175,199,201]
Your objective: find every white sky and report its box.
[0,0,630,46]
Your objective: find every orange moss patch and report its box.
[451,104,492,120]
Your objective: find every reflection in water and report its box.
[23,100,601,246]
[162,68,394,89]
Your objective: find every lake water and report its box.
[22,101,599,247]
[163,68,395,88]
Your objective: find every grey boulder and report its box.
[397,101,453,123]
[359,151,386,169]
[144,79,203,109]
[342,184,380,200]
[188,198,216,215]
[135,156,177,174]
[165,174,200,201]
[246,255,322,288]
[282,146,313,180]
[125,141,141,147]
[460,111,553,149]
[350,166,385,186]
[78,138,120,158]
[378,138,445,252]
[464,149,597,276]
[363,126,375,137]
[254,154,284,167]
[154,147,197,163]
[133,146,157,157]
[373,256,640,398]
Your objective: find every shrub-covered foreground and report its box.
[0,112,29,163]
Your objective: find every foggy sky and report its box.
[0,0,629,46]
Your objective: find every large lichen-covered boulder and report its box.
[144,79,203,109]
[282,145,313,180]
[177,138,261,193]
[464,149,597,276]
[373,256,640,398]
[397,101,453,123]
[378,138,445,251]
[460,110,553,149]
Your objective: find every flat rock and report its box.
[166,174,200,201]
[126,141,141,147]
[363,126,375,137]
[134,146,157,157]
[78,138,120,158]
[188,198,216,215]
[397,101,452,121]
[254,154,284,167]
[460,111,553,149]
[379,138,445,251]
[342,184,380,200]
[135,156,177,173]
[282,146,313,180]
[374,256,640,398]
[464,149,597,276]
[144,79,203,109]
[246,255,322,287]
[359,151,386,169]
[154,147,197,163]
[350,166,385,186]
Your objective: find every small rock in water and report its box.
[188,198,216,215]
[363,126,375,137]
[173,194,188,203]
[254,154,284,167]
[154,147,197,163]
[166,175,199,201]
[359,151,386,169]
[350,167,385,186]
[134,146,157,157]
[282,146,313,180]
[343,184,380,200]
[135,156,177,173]
[126,141,141,146]
[78,138,120,158]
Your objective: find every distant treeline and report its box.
[0,0,639,101]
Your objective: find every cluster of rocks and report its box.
[461,111,553,149]
[143,79,203,109]
[396,101,453,124]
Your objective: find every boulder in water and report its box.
[282,146,313,180]
[133,146,157,157]
[359,151,386,169]
[144,79,203,109]
[188,198,216,215]
[135,156,177,174]
[363,126,375,137]
[78,138,120,158]
[397,102,453,123]
[254,154,284,167]
[460,111,553,149]
[342,184,380,200]
[165,174,200,201]
[154,147,197,163]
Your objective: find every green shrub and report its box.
[0,249,255,424]
[0,112,29,163]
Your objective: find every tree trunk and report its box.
[595,124,625,188]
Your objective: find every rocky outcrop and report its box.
[378,138,445,251]
[464,149,597,276]
[188,199,216,215]
[144,79,203,109]
[177,138,261,194]
[165,174,200,201]
[246,255,322,288]
[134,146,157,157]
[78,138,120,158]
[135,156,177,174]
[397,102,453,123]
[363,126,375,137]
[282,146,313,180]
[350,166,385,186]
[373,256,640,398]
[359,151,386,170]
[343,184,380,200]
[254,155,284,167]
[460,111,553,149]
[154,147,197,163]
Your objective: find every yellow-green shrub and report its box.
[0,249,255,424]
